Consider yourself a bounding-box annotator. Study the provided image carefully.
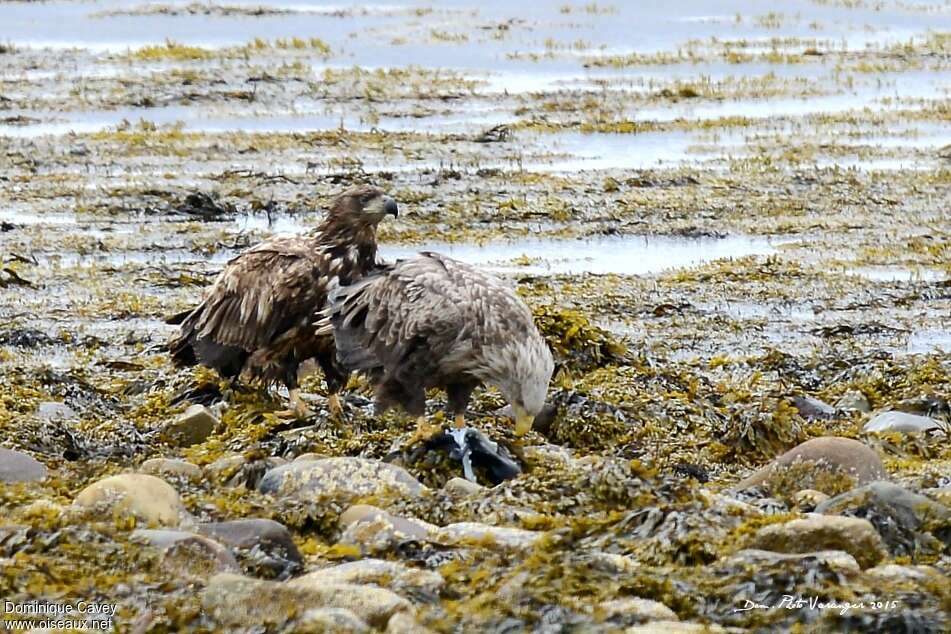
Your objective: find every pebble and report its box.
[297,559,444,597]
[722,549,861,576]
[443,477,485,497]
[521,444,575,468]
[834,391,871,413]
[198,518,302,565]
[299,608,370,632]
[864,564,944,584]
[583,552,641,575]
[734,436,887,494]
[259,457,426,505]
[792,489,830,512]
[73,473,192,527]
[790,395,835,419]
[816,481,950,554]
[748,513,886,568]
[339,505,436,556]
[0,448,47,483]
[36,401,77,421]
[203,453,285,488]
[203,454,247,482]
[139,458,202,481]
[599,597,678,622]
[432,522,545,553]
[131,528,239,577]
[864,410,941,434]
[293,452,329,462]
[161,403,218,446]
[203,572,412,629]
[385,611,436,633]
[19,498,66,519]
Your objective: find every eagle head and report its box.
[484,335,555,437]
[330,185,399,222]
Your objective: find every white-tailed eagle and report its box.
[319,251,554,441]
[168,185,398,417]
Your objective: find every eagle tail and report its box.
[167,303,247,379]
[165,308,194,325]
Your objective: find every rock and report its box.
[583,552,641,575]
[204,453,284,489]
[296,559,444,597]
[723,549,861,576]
[259,457,426,506]
[698,490,761,517]
[751,497,789,515]
[162,404,218,446]
[132,529,239,577]
[0,448,47,483]
[600,597,678,622]
[204,454,246,481]
[521,444,574,468]
[790,395,835,420]
[386,611,435,633]
[36,401,76,421]
[792,489,829,512]
[864,564,944,583]
[140,458,202,481]
[339,505,436,556]
[815,481,950,555]
[925,486,951,507]
[198,519,302,574]
[835,391,871,413]
[300,608,370,632]
[748,513,886,568]
[203,573,412,629]
[293,452,329,462]
[864,410,941,434]
[73,473,191,527]
[895,395,949,417]
[734,436,887,495]
[19,498,66,519]
[432,522,544,553]
[443,477,485,497]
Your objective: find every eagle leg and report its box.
[327,393,343,419]
[315,351,348,420]
[446,381,478,431]
[406,416,442,446]
[275,388,314,419]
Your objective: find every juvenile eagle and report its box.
[320,251,554,441]
[168,185,398,417]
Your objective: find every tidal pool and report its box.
[381,233,781,276]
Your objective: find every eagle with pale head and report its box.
[319,251,554,442]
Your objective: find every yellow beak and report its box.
[514,409,534,437]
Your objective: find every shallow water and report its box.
[847,266,947,283]
[906,330,951,354]
[381,233,780,276]
[4,0,949,157]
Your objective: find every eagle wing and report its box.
[180,235,326,354]
[326,252,483,383]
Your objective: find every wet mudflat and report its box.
[1,1,949,632]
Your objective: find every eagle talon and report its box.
[327,393,344,419]
[405,416,443,447]
[275,389,313,419]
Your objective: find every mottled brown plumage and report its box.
[320,252,554,435]
[168,185,397,413]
